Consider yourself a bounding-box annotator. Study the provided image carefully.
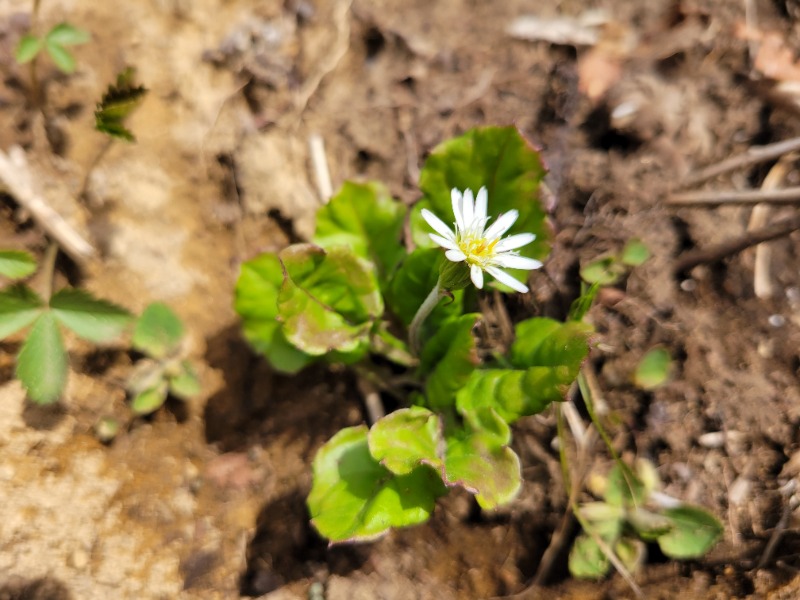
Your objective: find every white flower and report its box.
[421,187,543,293]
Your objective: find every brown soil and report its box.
[2,0,800,598]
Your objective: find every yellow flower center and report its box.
[458,234,498,266]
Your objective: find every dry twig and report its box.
[669,186,800,206]
[308,133,333,203]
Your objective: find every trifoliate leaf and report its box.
[419,313,480,410]
[368,407,444,476]
[657,506,723,559]
[44,43,76,73]
[313,181,406,291]
[132,302,184,359]
[0,285,44,339]
[634,347,671,390]
[234,252,314,373]
[413,126,550,290]
[131,382,169,415]
[15,34,43,64]
[168,361,201,400]
[0,250,37,280]
[95,67,148,141]
[44,22,91,46]
[308,426,446,543]
[49,288,132,342]
[278,244,382,356]
[16,312,68,404]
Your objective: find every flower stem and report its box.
[409,283,441,354]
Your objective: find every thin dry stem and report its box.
[308,133,333,203]
[668,186,800,206]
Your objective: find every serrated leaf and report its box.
[634,347,671,390]
[580,256,621,285]
[0,285,44,339]
[16,312,68,404]
[386,247,463,329]
[620,239,650,266]
[368,407,444,476]
[413,126,550,289]
[0,250,37,280]
[44,42,76,73]
[569,534,610,579]
[313,181,406,291]
[95,67,148,141]
[49,288,132,342]
[131,382,169,415]
[15,34,43,64]
[308,426,446,543]
[132,302,184,359]
[444,412,521,509]
[278,244,382,356]
[657,506,723,559]
[168,361,201,399]
[234,252,314,373]
[419,313,480,410]
[45,22,91,46]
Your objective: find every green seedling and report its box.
[580,239,650,285]
[236,126,595,542]
[128,302,201,415]
[15,22,90,74]
[94,67,148,142]
[0,248,131,404]
[634,347,672,390]
[569,459,723,579]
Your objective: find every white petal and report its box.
[474,187,488,222]
[462,189,475,227]
[484,210,519,239]
[422,208,456,239]
[493,254,543,270]
[486,265,529,293]
[451,189,465,231]
[429,233,459,250]
[470,264,484,289]
[494,233,536,252]
[445,249,467,262]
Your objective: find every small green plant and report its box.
[0,247,131,404]
[569,459,723,579]
[94,67,148,142]
[634,347,672,390]
[235,126,594,542]
[580,238,650,285]
[15,22,90,74]
[127,302,201,415]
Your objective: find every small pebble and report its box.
[769,314,786,327]
[680,279,696,292]
[68,549,89,570]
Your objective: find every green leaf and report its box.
[580,256,621,285]
[620,239,650,266]
[15,34,43,64]
[313,181,406,290]
[45,23,91,46]
[49,288,132,342]
[308,426,446,542]
[368,407,444,476]
[168,361,201,399]
[44,42,76,73]
[634,347,671,390]
[568,282,601,322]
[510,317,592,371]
[413,126,550,289]
[419,313,480,410]
[0,285,44,339]
[234,253,314,373]
[95,67,148,141]
[278,244,382,356]
[386,248,463,329]
[657,506,723,559]
[0,250,37,280]
[16,312,68,404]
[627,508,673,541]
[443,412,521,509]
[579,502,625,541]
[569,534,610,579]
[132,302,184,359]
[605,464,646,508]
[131,382,169,415]
[615,538,645,574]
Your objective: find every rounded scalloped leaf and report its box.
[308,426,446,543]
[413,126,551,277]
[368,407,445,476]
